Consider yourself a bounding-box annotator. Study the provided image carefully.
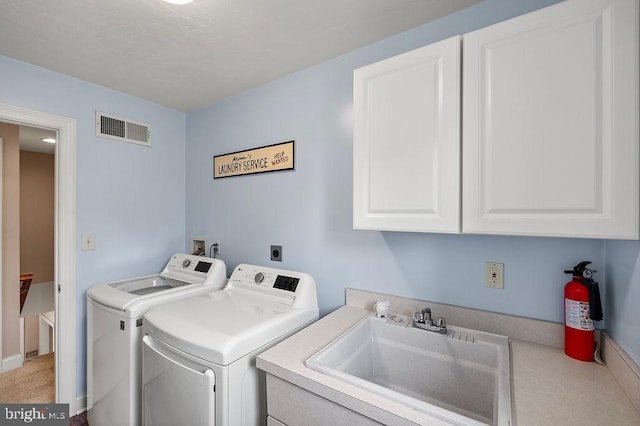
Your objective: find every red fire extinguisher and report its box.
[563,261,603,361]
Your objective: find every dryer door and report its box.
[142,335,215,426]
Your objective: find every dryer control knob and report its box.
[254,272,265,284]
[182,259,192,268]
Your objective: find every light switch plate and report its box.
[82,233,96,251]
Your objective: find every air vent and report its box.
[96,111,151,147]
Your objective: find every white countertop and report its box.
[257,303,640,425]
[510,339,638,425]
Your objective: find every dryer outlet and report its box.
[270,245,282,262]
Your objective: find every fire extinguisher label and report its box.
[565,299,594,331]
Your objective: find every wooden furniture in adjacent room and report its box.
[19,272,34,313]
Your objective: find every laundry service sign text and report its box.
[214,140,295,179]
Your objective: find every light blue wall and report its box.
[186,0,640,367]
[604,241,640,365]
[0,55,187,394]
[187,0,640,370]
[189,0,640,369]
[187,0,611,325]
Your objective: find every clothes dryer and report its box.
[141,263,318,426]
[87,253,227,426]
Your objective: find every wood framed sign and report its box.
[213,140,295,179]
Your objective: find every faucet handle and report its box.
[436,317,446,328]
[421,307,432,324]
[413,312,423,323]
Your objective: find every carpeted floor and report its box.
[0,352,54,403]
[0,354,88,424]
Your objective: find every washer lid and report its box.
[86,254,228,317]
[110,276,188,295]
[143,288,319,366]
[88,275,220,318]
[88,274,166,311]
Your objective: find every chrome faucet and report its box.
[412,307,447,334]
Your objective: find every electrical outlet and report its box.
[485,262,504,289]
[270,245,282,262]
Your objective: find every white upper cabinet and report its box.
[462,0,639,239]
[353,0,638,239]
[353,36,461,233]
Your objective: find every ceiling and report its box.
[0,0,480,112]
[19,126,57,154]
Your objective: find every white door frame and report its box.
[0,102,77,414]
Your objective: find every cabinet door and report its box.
[463,0,639,239]
[353,36,461,233]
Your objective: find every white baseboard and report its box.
[1,353,24,373]
[601,333,640,414]
[75,393,87,415]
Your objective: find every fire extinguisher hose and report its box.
[576,277,603,321]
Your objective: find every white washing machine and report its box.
[87,253,227,426]
[141,263,319,426]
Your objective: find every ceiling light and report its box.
[42,137,56,144]
[163,0,194,4]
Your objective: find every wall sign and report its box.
[213,140,295,179]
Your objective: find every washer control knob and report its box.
[254,272,265,284]
[182,259,192,268]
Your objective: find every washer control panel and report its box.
[165,253,214,276]
[230,266,299,293]
[273,275,299,292]
[160,253,227,286]
[230,263,315,293]
[228,264,317,308]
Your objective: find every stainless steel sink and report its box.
[305,315,512,425]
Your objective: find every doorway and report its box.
[3,124,56,402]
[0,103,77,414]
